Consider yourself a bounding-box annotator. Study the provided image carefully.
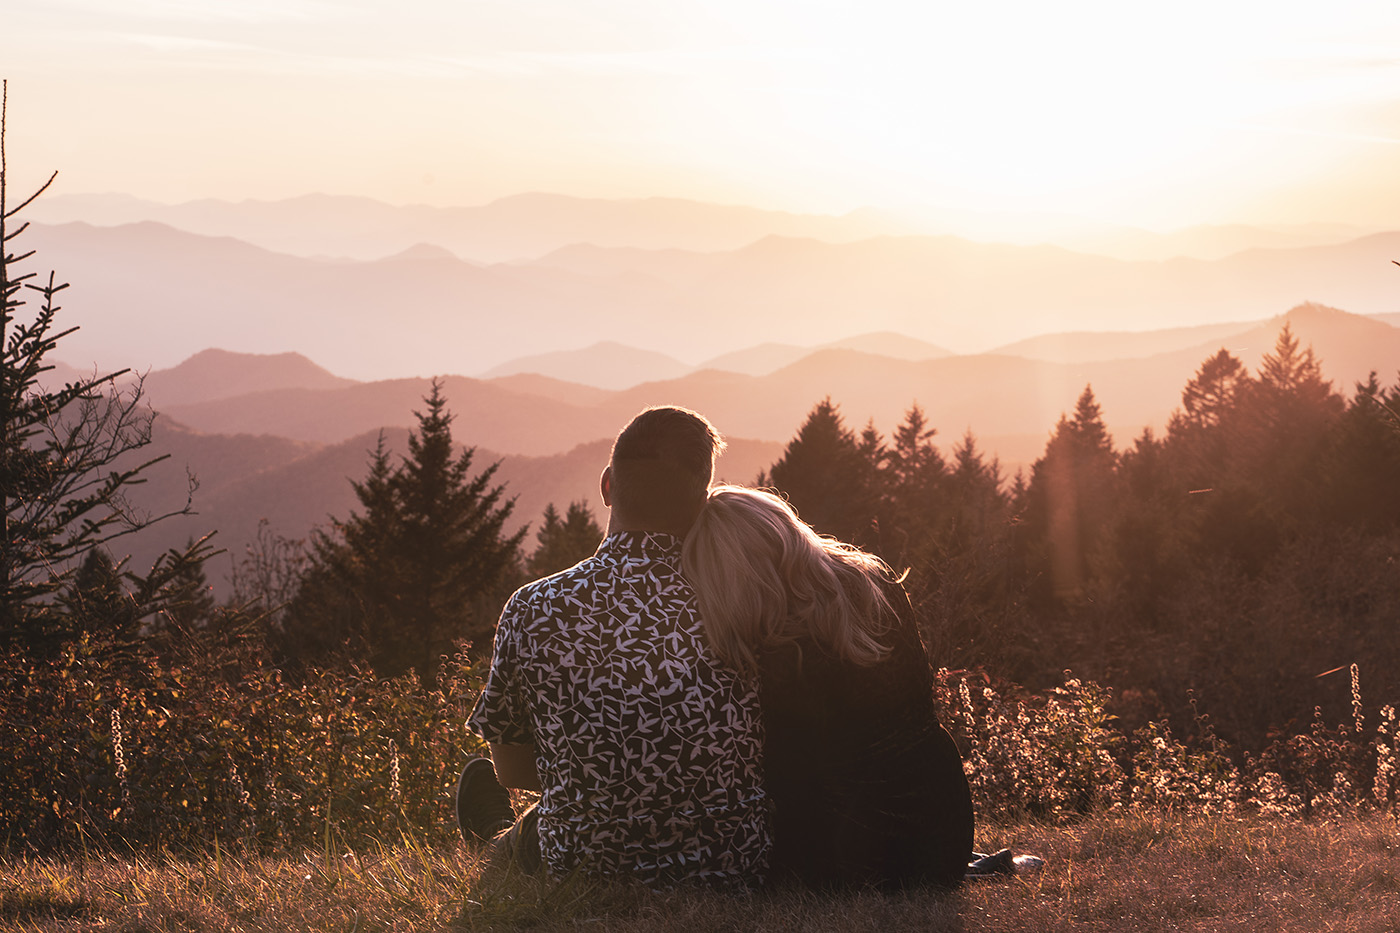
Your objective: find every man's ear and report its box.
[600,466,613,507]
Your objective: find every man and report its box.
[462,406,771,888]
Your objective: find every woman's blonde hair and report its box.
[681,484,900,675]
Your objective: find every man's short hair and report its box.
[610,406,725,531]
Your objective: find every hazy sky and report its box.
[8,0,1400,232]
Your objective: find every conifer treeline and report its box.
[760,325,1400,750]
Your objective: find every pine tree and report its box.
[287,381,526,677]
[1323,374,1400,531]
[526,501,603,579]
[1021,385,1118,601]
[154,538,217,631]
[59,549,136,643]
[1173,349,1248,431]
[0,81,205,653]
[1216,323,1345,558]
[878,403,947,562]
[1165,348,1250,497]
[913,429,1021,674]
[945,429,1005,548]
[764,398,880,546]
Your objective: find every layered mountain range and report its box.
[20,191,1400,595]
[29,192,1372,265]
[60,303,1400,596]
[19,210,1400,381]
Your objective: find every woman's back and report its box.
[681,485,975,889]
[759,582,973,888]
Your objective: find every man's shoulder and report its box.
[512,533,684,598]
[509,555,605,607]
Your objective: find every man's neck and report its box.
[606,515,688,538]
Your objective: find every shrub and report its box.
[938,669,1126,821]
[935,665,1399,825]
[0,628,484,855]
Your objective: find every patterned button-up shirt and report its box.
[467,531,770,888]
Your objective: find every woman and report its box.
[682,485,974,889]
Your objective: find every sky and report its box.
[7,0,1400,234]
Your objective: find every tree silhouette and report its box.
[526,501,603,580]
[59,549,135,643]
[1211,324,1345,564]
[287,381,525,677]
[877,403,947,563]
[763,397,879,546]
[0,81,206,654]
[1178,349,1248,429]
[1323,374,1400,532]
[944,430,1005,549]
[1021,385,1118,601]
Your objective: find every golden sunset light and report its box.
[8,3,1400,924]
[9,0,1400,232]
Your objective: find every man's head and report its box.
[602,406,725,535]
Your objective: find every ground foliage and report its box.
[0,624,485,856]
[5,618,1398,858]
[2,814,1397,932]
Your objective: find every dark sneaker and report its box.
[455,757,515,843]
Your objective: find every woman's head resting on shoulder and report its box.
[681,484,900,675]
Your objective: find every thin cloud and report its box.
[101,32,778,83]
[37,0,343,24]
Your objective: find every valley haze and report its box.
[18,192,1400,381]
[16,193,1400,599]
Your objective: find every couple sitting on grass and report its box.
[459,405,976,891]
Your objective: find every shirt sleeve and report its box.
[467,592,535,746]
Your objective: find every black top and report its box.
[759,583,974,888]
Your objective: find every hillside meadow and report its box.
[3,814,1397,931]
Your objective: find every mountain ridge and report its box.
[28,191,912,264]
[142,348,357,407]
[30,191,1378,264]
[145,305,1400,464]
[26,220,1400,380]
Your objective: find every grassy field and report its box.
[2,814,1396,932]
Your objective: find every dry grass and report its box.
[2,814,1396,932]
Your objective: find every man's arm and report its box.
[490,742,542,792]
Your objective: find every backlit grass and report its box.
[3,814,1396,932]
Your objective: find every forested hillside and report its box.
[755,326,1400,752]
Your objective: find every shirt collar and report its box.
[596,530,685,562]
